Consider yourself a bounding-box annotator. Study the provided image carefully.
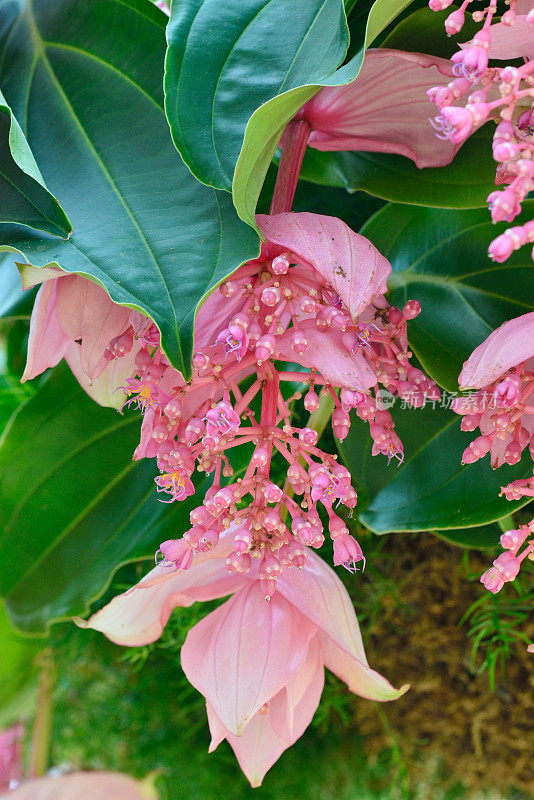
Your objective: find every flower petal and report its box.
[320,632,409,702]
[276,549,367,661]
[276,319,376,390]
[21,281,70,382]
[3,771,158,800]
[76,536,237,646]
[268,634,324,745]
[208,636,324,787]
[462,18,534,60]
[64,341,138,409]
[181,581,317,735]
[458,313,534,389]
[303,49,457,168]
[55,276,131,380]
[276,550,406,700]
[257,212,391,318]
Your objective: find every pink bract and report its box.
[78,534,408,787]
[302,49,458,168]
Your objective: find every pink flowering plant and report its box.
[0,0,532,795]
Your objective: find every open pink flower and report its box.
[78,534,408,787]
[302,49,458,168]
[19,265,154,408]
[453,313,534,468]
[3,771,158,799]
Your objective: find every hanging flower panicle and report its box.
[110,213,439,599]
[427,0,534,263]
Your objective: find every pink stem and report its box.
[270,119,311,215]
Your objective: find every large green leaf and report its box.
[0,89,71,237]
[165,0,349,190]
[298,124,496,209]
[339,403,532,534]
[233,0,415,229]
[0,364,198,634]
[0,0,259,378]
[360,201,534,392]
[164,0,413,227]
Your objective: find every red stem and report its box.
[270,119,311,215]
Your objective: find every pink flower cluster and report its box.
[428,0,534,262]
[113,213,439,598]
[21,212,439,602]
[481,519,534,593]
[452,312,534,482]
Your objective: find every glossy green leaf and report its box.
[360,201,534,392]
[339,403,532,534]
[0,89,71,237]
[0,0,259,379]
[298,124,496,209]
[165,0,349,190]
[233,0,416,229]
[0,364,197,634]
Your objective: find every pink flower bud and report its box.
[152,421,169,443]
[332,407,350,441]
[252,446,270,467]
[299,427,318,446]
[493,551,521,581]
[299,295,316,314]
[494,374,521,406]
[488,232,515,262]
[158,538,194,570]
[445,8,465,34]
[184,417,204,443]
[190,506,209,526]
[264,483,283,503]
[264,509,282,530]
[428,0,454,10]
[487,189,520,223]
[304,389,320,412]
[261,285,281,307]
[219,280,237,297]
[164,397,182,419]
[403,299,421,319]
[233,526,253,554]
[500,527,530,551]
[255,334,276,363]
[271,254,290,275]
[290,329,308,354]
[480,566,505,593]
[192,351,209,370]
[198,528,219,551]
[226,551,251,573]
[340,388,365,409]
[501,66,520,86]
[504,441,522,465]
